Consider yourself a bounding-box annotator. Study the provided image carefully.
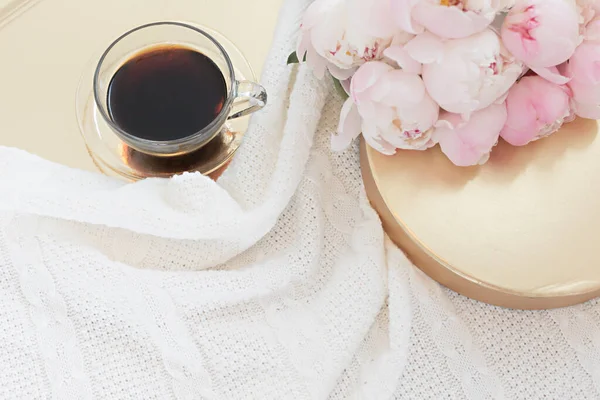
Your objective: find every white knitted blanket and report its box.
[0,1,599,399]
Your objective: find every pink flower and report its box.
[411,30,523,115]
[567,42,600,85]
[383,31,423,74]
[564,34,600,118]
[585,17,600,41]
[433,103,507,166]
[577,0,600,28]
[500,76,572,146]
[297,0,395,80]
[390,0,423,35]
[501,0,581,69]
[568,79,600,118]
[333,61,439,154]
[390,0,500,39]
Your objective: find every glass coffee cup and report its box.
[77,21,267,179]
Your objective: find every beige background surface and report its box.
[0,0,283,171]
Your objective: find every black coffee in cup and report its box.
[107,45,227,141]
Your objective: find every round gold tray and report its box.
[361,118,600,309]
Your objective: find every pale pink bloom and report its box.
[433,103,507,166]
[333,61,439,154]
[530,65,571,84]
[500,76,573,146]
[563,29,600,118]
[383,31,422,74]
[390,0,423,35]
[577,0,600,28]
[501,0,581,68]
[412,30,523,115]
[566,41,600,85]
[390,0,500,39]
[404,31,445,64]
[348,0,398,38]
[568,79,600,118]
[297,0,395,80]
[566,74,600,119]
[583,16,600,42]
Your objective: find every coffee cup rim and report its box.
[93,21,237,155]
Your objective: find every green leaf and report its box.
[287,51,299,64]
[333,77,349,99]
[287,51,307,65]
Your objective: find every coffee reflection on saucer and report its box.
[120,128,236,180]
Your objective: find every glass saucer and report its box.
[76,22,256,181]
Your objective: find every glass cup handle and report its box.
[228,80,267,120]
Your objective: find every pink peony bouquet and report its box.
[289,0,600,166]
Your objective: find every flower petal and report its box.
[390,0,424,34]
[383,46,423,74]
[501,0,580,67]
[378,70,426,106]
[349,0,397,38]
[435,104,506,166]
[328,64,357,80]
[333,98,362,151]
[572,99,600,119]
[350,61,394,97]
[363,122,397,155]
[501,76,570,146]
[413,3,494,39]
[530,65,571,85]
[404,32,445,64]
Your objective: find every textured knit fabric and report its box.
[0,1,598,399]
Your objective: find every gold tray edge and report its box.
[360,139,600,310]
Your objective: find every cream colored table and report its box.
[0,0,282,171]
